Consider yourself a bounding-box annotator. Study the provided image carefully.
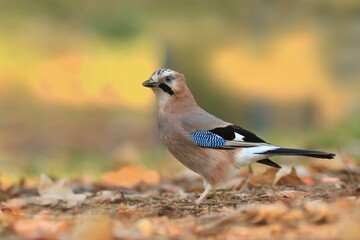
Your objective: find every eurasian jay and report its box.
[143,68,335,204]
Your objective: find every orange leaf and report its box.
[1,207,24,219]
[321,177,342,184]
[13,215,70,239]
[277,167,303,186]
[0,207,23,226]
[248,168,278,187]
[70,216,113,240]
[118,205,141,219]
[274,190,310,200]
[301,176,315,185]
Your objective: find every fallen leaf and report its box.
[70,216,113,240]
[321,176,344,189]
[338,208,360,240]
[248,168,278,187]
[164,221,181,237]
[91,190,124,204]
[243,203,288,224]
[321,176,342,184]
[1,207,24,219]
[277,167,303,185]
[3,174,87,208]
[38,174,87,202]
[0,207,24,227]
[113,222,143,239]
[334,198,356,212]
[303,200,337,223]
[282,208,304,225]
[136,219,154,237]
[13,214,69,239]
[225,224,283,240]
[300,176,315,185]
[118,205,141,219]
[195,214,245,236]
[273,190,310,201]
[1,198,29,209]
[101,165,160,187]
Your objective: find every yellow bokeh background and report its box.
[210,32,349,122]
[0,30,160,109]
[0,0,359,178]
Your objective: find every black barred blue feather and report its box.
[191,130,226,148]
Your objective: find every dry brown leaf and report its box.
[37,174,87,205]
[282,208,304,225]
[70,216,113,240]
[136,219,154,237]
[13,214,70,239]
[248,168,279,187]
[303,200,337,223]
[91,190,124,204]
[169,216,196,237]
[277,167,303,186]
[338,208,360,240]
[2,198,29,209]
[1,207,24,219]
[101,165,160,187]
[334,198,356,212]
[3,174,87,208]
[321,176,342,184]
[300,176,315,185]
[196,214,245,236]
[274,190,310,200]
[225,224,283,240]
[118,205,141,219]
[243,203,288,224]
[0,207,24,227]
[164,221,181,237]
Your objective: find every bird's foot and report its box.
[196,189,210,204]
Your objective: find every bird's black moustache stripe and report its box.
[158,83,174,96]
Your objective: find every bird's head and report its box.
[142,68,185,97]
[143,68,196,110]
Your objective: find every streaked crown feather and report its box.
[151,68,177,80]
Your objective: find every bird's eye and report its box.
[164,76,173,83]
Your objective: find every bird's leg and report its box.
[196,180,212,204]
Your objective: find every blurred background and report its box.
[0,0,359,182]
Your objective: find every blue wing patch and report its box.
[191,130,226,148]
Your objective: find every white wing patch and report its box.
[234,145,280,167]
[234,132,244,141]
[224,132,269,147]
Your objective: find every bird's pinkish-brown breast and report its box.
[158,110,236,186]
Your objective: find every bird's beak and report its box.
[142,79,159,88]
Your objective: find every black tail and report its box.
[264,148,335,159]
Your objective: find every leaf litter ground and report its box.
[0,159,359,239]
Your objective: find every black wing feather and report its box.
[257,158,282,169]
[210,125,267,143]
[210,126,235,140]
